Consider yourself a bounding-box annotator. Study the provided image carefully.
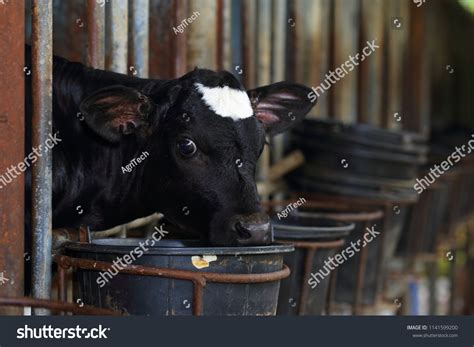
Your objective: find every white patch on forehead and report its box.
[194,83,253,121]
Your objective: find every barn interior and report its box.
[0,0,473,316]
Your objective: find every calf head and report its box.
[80,69,316,246]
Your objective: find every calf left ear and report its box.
[79,85,155,143]
[247,82,316,136]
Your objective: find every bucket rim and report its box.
[63,239,295,256]
[272,216,355,240]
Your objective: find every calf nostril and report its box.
[235,222,252,240]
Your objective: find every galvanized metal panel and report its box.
[107,0,128,73]
[130,0,150,77]
[31,0,53,315]
[187,0,216,71]
[87,0,105,69]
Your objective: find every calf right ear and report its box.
[79,85,156,143]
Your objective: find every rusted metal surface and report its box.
[31,0,53,315]
[173,0,188,77]
[0,296,121,316]
[0,0,25,315]
[298,249,315,315]
[216,0,224,71]
[358,0,385,126]
[131,0,150,77]
[107,0,128,73]
[278,239,345,315]
[86,0,105,69]
[326,265,339,314]
[58,267,66,303]
[332,0,360,123]
[353,221,370,314]
[56,255,290,316]
[149,0,174,78]
[373,204,391,302]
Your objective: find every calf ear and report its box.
[79,85,155,143]
[247,82,316,136]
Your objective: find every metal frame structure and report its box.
[55,255,290,316]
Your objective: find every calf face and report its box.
[80,69,316,246]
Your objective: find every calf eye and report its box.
[177,138,197,157]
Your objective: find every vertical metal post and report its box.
[332,0,360,124]
[256,0,272,199]
[173,0,188,77]
[231,0,243,82]
[358,0,385,127]
[0,0,25,315]
[242,0,256,88]
[107,0,128,73]
[131,0,150,77]
[271,0,287,165]
[216,0,224,71]
[87,0,105,69]
[31,0,53,315]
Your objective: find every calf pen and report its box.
[0,0,473,315]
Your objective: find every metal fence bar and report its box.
[0,0,25,315]
[107,0,128,73]
[87,0,105,69]
[131,0,150,77]
[173,0,188,77]
[31,0,53,315]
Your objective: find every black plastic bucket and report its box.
[272,215,354,315]
[290,208,384,313]
[64,239,293,316]
[288,118,426,203]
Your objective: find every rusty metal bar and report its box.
[107,0,128,73]
[57,255,289,316]
[192,280,205,316]
[87,0,105,69]
[131,0,150,77]
[326,265,338,315]
[31,0,53,315]
[58,267,66,302]
[56,256,290,284]
[0,0,25,315]
[298,249,315,315]
[216,0,224,71]
[373,204,391,303]
[278,239,346,250]
[353,221,370,314]
[0,296,121,315]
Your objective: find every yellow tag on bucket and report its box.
[191,255,217,269]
